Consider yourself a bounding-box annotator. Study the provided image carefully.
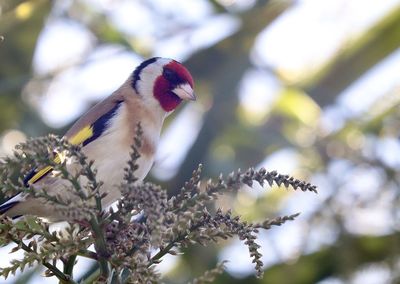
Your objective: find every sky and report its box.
[2,0,400,283]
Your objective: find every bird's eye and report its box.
[163,68,180,83]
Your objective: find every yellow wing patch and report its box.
[26,125,94,185]
[68,125,94,145]
[27,166,53,184]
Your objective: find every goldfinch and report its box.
[0,57,195,221]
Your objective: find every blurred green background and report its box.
[1,0,400,283]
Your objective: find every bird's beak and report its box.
[172,83,196,101]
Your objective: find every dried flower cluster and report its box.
[0,125,317,283]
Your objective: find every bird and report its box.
[0,57,195,222]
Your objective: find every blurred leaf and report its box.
[0,0,51,134]
[305,4,400,107]
[274,88,321,126]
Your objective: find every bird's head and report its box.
[132,57,195,112]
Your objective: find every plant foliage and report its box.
[0,125,317,283]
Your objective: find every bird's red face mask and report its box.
[153,61,195,112]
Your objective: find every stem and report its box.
[149,222,205,267]
[95,194,103,213]
[81,268,101,284]
[149,241,177,266]
[148,233,188,267]
[9,236,77,284]
[77,250,99,260]
[63,255,77,278]
[89,217,109,280]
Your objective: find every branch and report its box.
[9,236,77,284]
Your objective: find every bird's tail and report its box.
[0,194,22,218]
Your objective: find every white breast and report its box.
[81,104,159,207]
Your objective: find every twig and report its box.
[9,236,77,284]
[63,255,77,278]
[89,217,109,280]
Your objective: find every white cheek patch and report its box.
[135,58,174,119]
[137,58,172,100]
